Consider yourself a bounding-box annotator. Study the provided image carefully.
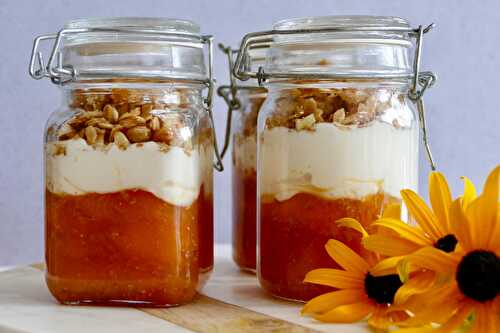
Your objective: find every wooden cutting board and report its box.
[0,245,370,333]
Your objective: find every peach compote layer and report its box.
[259,192,398,302]
[232,168,257,271]
[45,189,204,306]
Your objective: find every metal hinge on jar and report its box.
[28,28,224,171]
[233,23,438,170]
[217,44,267,159]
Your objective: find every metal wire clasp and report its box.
[28,28,224,171]
[232,23,438,170]
[203,36,225,172]
[217,44,242,159]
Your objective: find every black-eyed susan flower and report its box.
[363,172,463,264]
[301,231,410,329]
[394,165,500,333]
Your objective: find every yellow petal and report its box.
[368,306,396,329]
[401,189,442,241]
[434,304,473,333]
[392,327,433,333]
[336,218,368,238]
[466,165,500,248]
[429,172,453,234]
[481,165,500,202]
[460,176,477,208]
[314,301,374,323]
[304,268,364,289]
[471,303,498,333]
[302,289,366,315]
[450,198,474,252]
[382,202,402,219]
[363,234,422,257]
[370,256,405,276]
[395,283,461,327]
[490,209,500,252]
[404,246,458,273]
[394,270,436,305]
[397,257,411,282]
[325,239,369,275]
[466,198,499,249]
[371,218,431,245]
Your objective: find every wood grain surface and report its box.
[29,263,320,333]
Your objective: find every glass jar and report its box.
[234,16,436,302]
[218,46,267,272]
[29,18,221,307]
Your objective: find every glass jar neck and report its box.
[264,79,410,93]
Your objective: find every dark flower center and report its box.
[434,234,458,253]
[456,250,500,302]
[364,273,402,304]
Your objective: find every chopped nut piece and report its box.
[152,127,175,143]
[303,98,317,115]
[314,108,324,122]
[95,130,105,146]
[158,143,171,153]
[51,143,66,156]
[113,131,130,150]
[333,108,346,123]
[295,114,316,130]
[141,104,154,118]
[96,121,114,130]
[109,125,124,142]
[127,126,152,143]
[58,123,76,140]
[103,104,119,123]
[85,126,98,145]
[86,117,107,127]
[119,116,146,128]
[130,107,141,117]
[149,117,161,131]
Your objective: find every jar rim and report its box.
[273,15,410,31]
[64,17,200,35]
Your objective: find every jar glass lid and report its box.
[264,15,413,79]
[30,17,210,84]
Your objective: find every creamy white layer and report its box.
[46,138,208,207]
[233,134,257,172]
[260,121,418,201]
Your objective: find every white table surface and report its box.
[0,244,370,333]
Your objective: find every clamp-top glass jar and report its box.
[29,18,222,307]
[218,45,267,272]
[234,16,436,302]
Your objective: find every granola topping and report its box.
[265,87,410,130]
[52,89,195,152]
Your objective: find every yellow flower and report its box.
[301,235,409,329]
[364,172,464,266]
[395,165,500,333]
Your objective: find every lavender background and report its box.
[0,0,499,265]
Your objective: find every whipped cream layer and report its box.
[46,138,207,207]
[260,121,418,201]
[233,134,257,172]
